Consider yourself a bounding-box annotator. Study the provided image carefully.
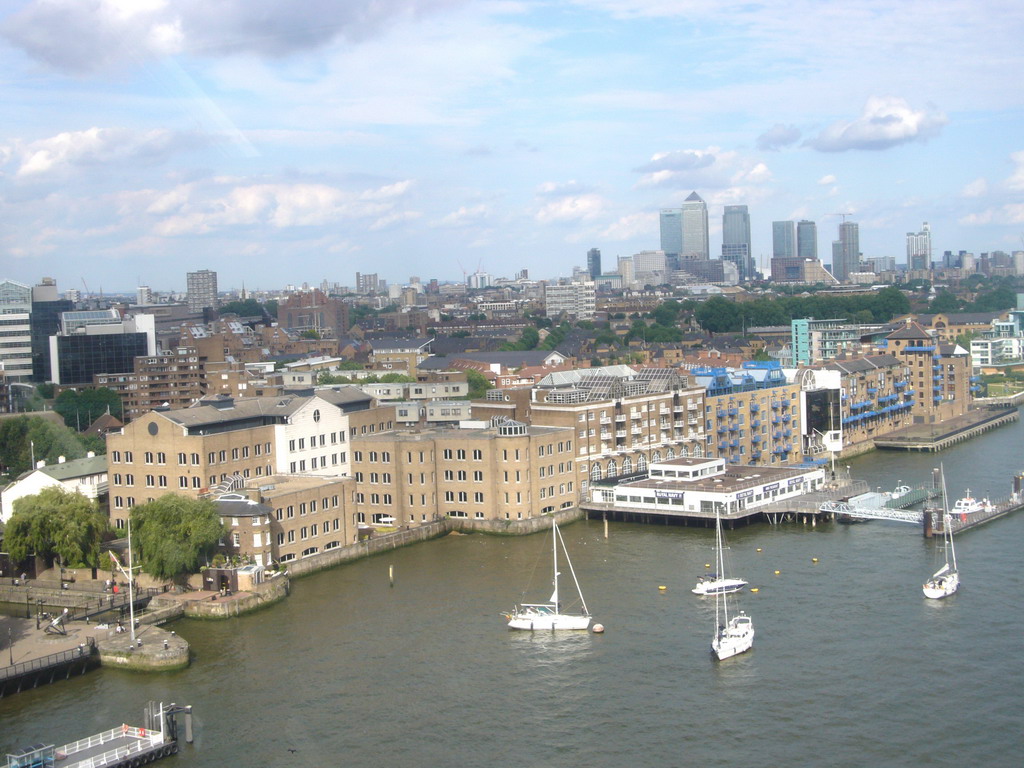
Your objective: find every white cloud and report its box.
[960,204,1024,226]
[142,179,410,235]
[807,97,947,152]
[961,178,988,198]
[818,174,836,185]
[434,204,490,227]
[360,180,414,200]
[3,127,208,177]
[599,212,658,241]
[534,194,606,224]
[757,124,801,151]
[1,0,462,72]
[1006,151,1024,192]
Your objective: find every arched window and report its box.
[591,464,603,481]
[651,451,661,464]
[693,444,704,458]
[678,445,689,458]
[607,459,618,477]
[622,457,632,474]
[637,454,648,472]
[666,447,675,459]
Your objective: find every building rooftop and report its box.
[618,463,812,496]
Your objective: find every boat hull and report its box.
[692,578,747,596]
[507,611,591,631]
[922,572,959,599]
[712,615,754,660]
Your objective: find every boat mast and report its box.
[556,521,590,616]
[715,510,725,629]
[551,519,560,610]
[940,467,957,574]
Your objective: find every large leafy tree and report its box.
[131,495,227,580]
[465,369,493,399]
[0,415,91,480]
[5,487,109,567]
[54,387,123,429]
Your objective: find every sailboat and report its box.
[710,511,754,660]
[923,469,959,599]
[506,518,591,631]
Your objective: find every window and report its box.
[178,452,186,465]
[112,451,121,463]
[157,452,166,464]
[443,449,453,459]
[191,453,200,465]
[474,470,483,482]
[474,492,484,503]
[445,490,455,502]
[473,449,482,460]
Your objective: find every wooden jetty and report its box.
[5,701,192,768]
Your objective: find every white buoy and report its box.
[592,623,605,634]
[389,564,394,586]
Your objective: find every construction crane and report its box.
[829,212,854,223]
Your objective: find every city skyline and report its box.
[1,1,1023,291]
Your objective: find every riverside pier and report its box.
[873,407,1019,452]
[5,701,193,768]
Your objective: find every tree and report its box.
[5,487,109,567]
[465,369,493,400]
[54,388,123,429]
[0,415,93,480]
[219,298,267,317]
[929,290,961,314]
[299,329,321,340]
[131,495,227,580]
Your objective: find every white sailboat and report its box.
[710,511,754,660]
[923,470,959,599]
[506,518,591,631]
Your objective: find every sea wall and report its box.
[182,576,289,619]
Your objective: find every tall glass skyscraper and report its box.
[587,248,602,280]
[722,205,752,281]
[681,192,709,260]
[772,221,796,259]
[660,209,683,264]
[906,222,931,271]
[797,220,818,260]
[832,221,860,282]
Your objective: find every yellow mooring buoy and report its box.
[658,585,667,591]
[812,557,819,563]
[774,570,781,575]
[750,587,759,593]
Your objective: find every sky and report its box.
[2,0,1023,294]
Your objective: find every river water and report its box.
[3,417,1022,767]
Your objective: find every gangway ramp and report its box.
[819,500,923,524]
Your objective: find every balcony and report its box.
[728,424,738,432]
[716,410,726,419]
[751,419,760,428]
[752,434,761,443]
[772,416,781,424]
[616,430,627,438]
[717,425,727,434]
[866,387,877,394]
[771,401,780,409]
[728,408,738,417]
[751,451,762,460]
[782,414,791,423]
[749,403,759,412]
[729,440,739,448]
[783,428,792,437]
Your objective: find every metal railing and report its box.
[0,637,95,680]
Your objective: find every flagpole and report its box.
[127,518,136,645]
